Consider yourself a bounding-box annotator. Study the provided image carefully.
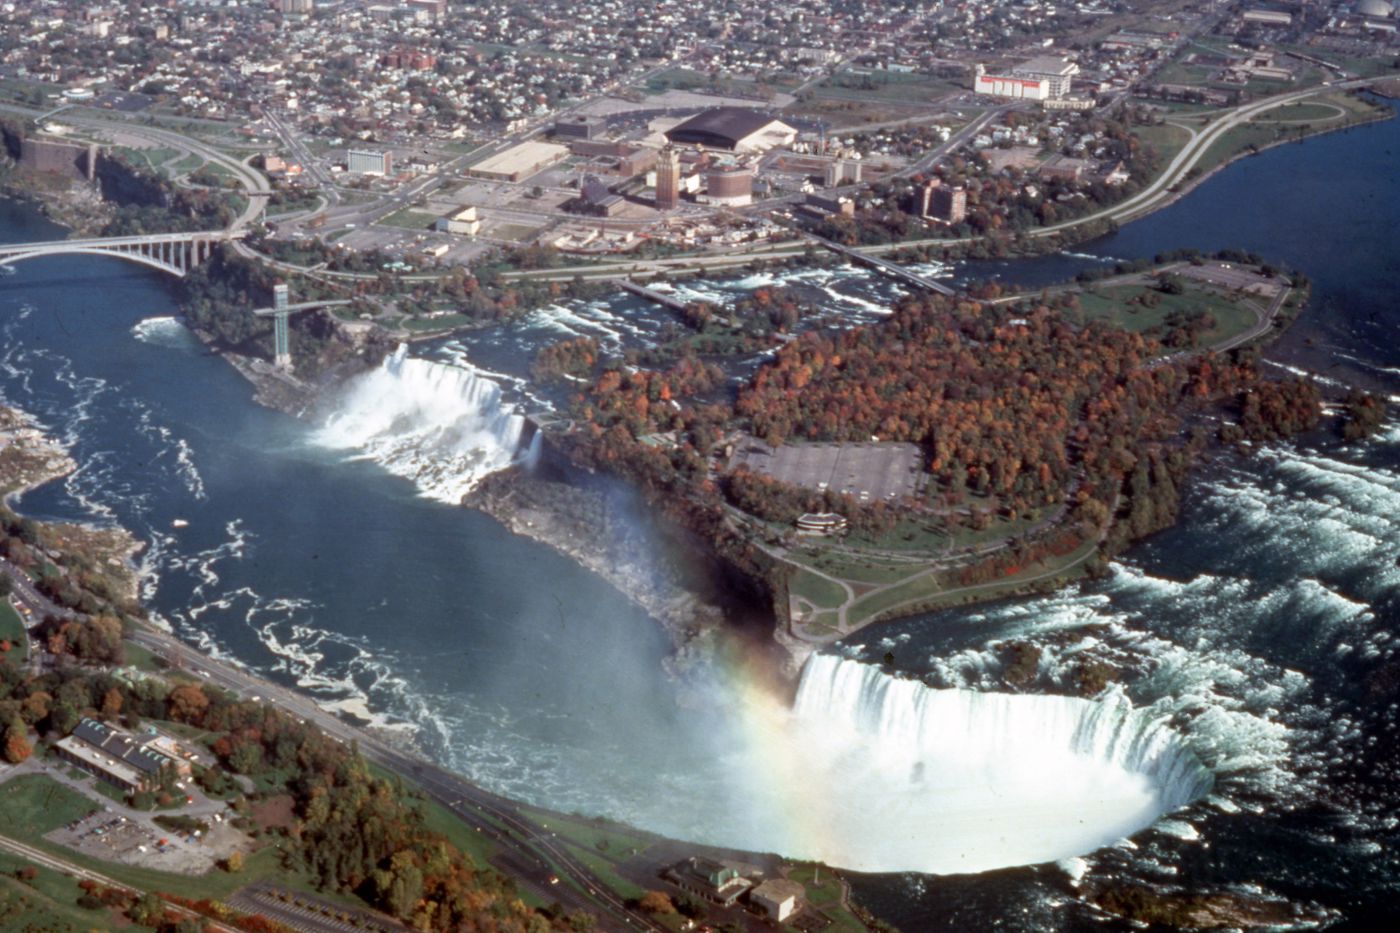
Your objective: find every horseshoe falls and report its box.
[743,654,1212,875]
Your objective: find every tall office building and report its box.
[655,146,681,210]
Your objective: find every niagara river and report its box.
[1,104,1397,929]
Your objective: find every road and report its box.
[121,627,662,932]
[0,103,272,233]
[0,549,656,930]
[0,832,242,933]
[499,78,1379,281]
[0,556,73,622]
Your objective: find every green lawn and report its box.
[642,68,713,92]
[846,538,1098,625]
[0,602,26,659]
[0,850,115,931]
[0,775,98,838]
[1070,281,1259,347]
[559,842,645,901]
[378,207,438,230]
[844,511,1043,554]
[784,865,866,933]
[1250,101,1346,123]
[489,222,542,243]
[121,640,162,673]
[401,313,476,333]
[407,792,498,866]
[803,555,927,586]
[814,69,962,104]
[1132,122,1193,164]
[789,568,848,610]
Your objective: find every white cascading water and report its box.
[749,655,1213,875]
[313,345,529,503]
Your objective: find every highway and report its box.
[0,103,272,233]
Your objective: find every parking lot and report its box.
[46,805,242,875]
[729,438,926,502]
[1174,261,1284,298]
[228,883,399,933]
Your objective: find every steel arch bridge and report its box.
[0,231,242,278]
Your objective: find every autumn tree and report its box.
[3,716,30,763]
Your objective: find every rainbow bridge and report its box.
[0,230,242,278]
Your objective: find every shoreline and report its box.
[0,402,143,607]
[1118,103,1395,229]
[6,94,1389,672]
[463,466,746,678]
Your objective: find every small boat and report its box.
[171,519,189,529]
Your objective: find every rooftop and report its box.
[667,107,790,148]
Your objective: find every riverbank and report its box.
[0,168,109,238]
[0,403,141,607]
[464,465,744,677]
[1137,96,1394,227]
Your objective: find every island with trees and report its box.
[495,249,1384,667]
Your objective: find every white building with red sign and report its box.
[975,56,1079,100]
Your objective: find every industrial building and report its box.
[570,176,627,216]
[466,140,568,182]
[665,107,797,153]
[552,117,599,140]
[703,163,754,206]
[17,136,97,182]
[975,56,1079,100]
[346,149,392,175]
[53,718,177,795]
[825,158,862,187]
[435,206,481,235]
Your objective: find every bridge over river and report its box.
[0,230,240,278]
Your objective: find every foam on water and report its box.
[313,345,529,503]
[131,316,195,349]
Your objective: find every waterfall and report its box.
[313,345,529,503]
[748,655,1214,874]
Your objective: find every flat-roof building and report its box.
[552,117,599,140]
[750,879,805,922]
[665,108,797,153]
[975,57,1079,100]
[346,149,392,176]
[917,180,966,224]
[436,206,481,235]
[467,140,568,182]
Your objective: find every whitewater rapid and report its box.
[313,345,531,503]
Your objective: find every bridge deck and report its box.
[0,231,242,252]
[613,278,690,313]
[252,300,355,317]
[812,236,955,296]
